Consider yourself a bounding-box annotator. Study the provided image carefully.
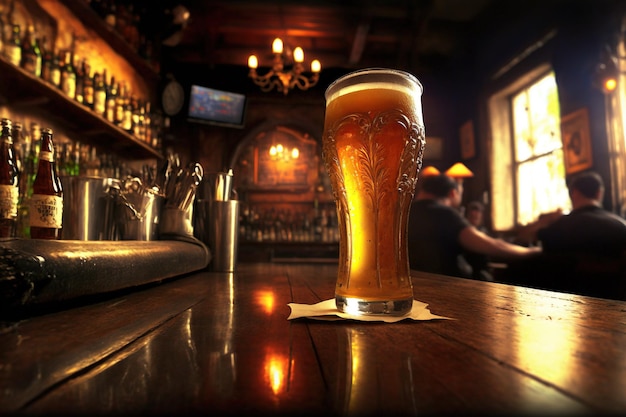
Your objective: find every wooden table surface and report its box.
[2,262,626,416]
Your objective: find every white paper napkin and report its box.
[288,299,453,322]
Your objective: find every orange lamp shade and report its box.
[445,162,474,178]
[421,166,441,176]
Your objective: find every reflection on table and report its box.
[2,263,626,416]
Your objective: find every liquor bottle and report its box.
[132,97,142,139]
[20,24,41,77]
[82,60,94,109]
[105,76,117,123]
[144,101,152,146]
[40,36,51,82]
[30,128,63,240]
[122,91,134,132]
[60,50,76,99]
[49,47,61,88]
[115,82,126,126]
[4,22,21,66]
[11,121,25,193]
[0,118,20,238]
[74,58,85,105]
[93,70,107,116]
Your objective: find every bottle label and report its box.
[39,150,54,162]
[123,109,133,130]
[30,194,63,228]
[84,85,94,106]
[106,100,116,123]
[115,104,124,124]
[0,185,19,219]
[51,68,61,87]
[22,54,42,77]
[6,45,21,66]
[61,73,76,99]
[94,91,106,115]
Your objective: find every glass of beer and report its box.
[322,68,425,316]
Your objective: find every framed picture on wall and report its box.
[424,136,443,160]
[459,120,476,159]
[561,108,593,174]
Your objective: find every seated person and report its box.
[463,201,494,281]
[407,174,540,278]
[506,171,626,299]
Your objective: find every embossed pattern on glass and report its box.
[323,69,424,315]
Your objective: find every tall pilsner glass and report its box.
[323,68,425,316]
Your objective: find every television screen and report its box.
[188,85,247,128]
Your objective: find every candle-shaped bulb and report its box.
[272,38,283,54]
[248,55,258,69]
[294,47,304,63]
[311,59,321,73]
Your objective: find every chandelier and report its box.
[269,143,300,161]
[248,38,321,95]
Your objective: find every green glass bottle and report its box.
[20,24,41,77]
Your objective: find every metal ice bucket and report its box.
[116,178,164,241]
[60,176,120,241]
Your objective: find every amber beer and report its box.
[323,68,425,315]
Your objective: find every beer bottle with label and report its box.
[30,128,63,239]
[0,118,20,238]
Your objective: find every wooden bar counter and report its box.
[2,261,626,416]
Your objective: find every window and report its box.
[609,36,626,215]
[489,68,570,231]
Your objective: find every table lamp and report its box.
[445,162,474,183]
[421,165,441,177]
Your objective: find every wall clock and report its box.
[162,80,185,116]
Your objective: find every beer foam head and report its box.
[326,68,423,104]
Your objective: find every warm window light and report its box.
[421,165,441,176]
[445,162,474,178]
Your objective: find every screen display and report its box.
[188,85,247,128]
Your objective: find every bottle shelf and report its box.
[60,0,160,85]
[0,56,161,160]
